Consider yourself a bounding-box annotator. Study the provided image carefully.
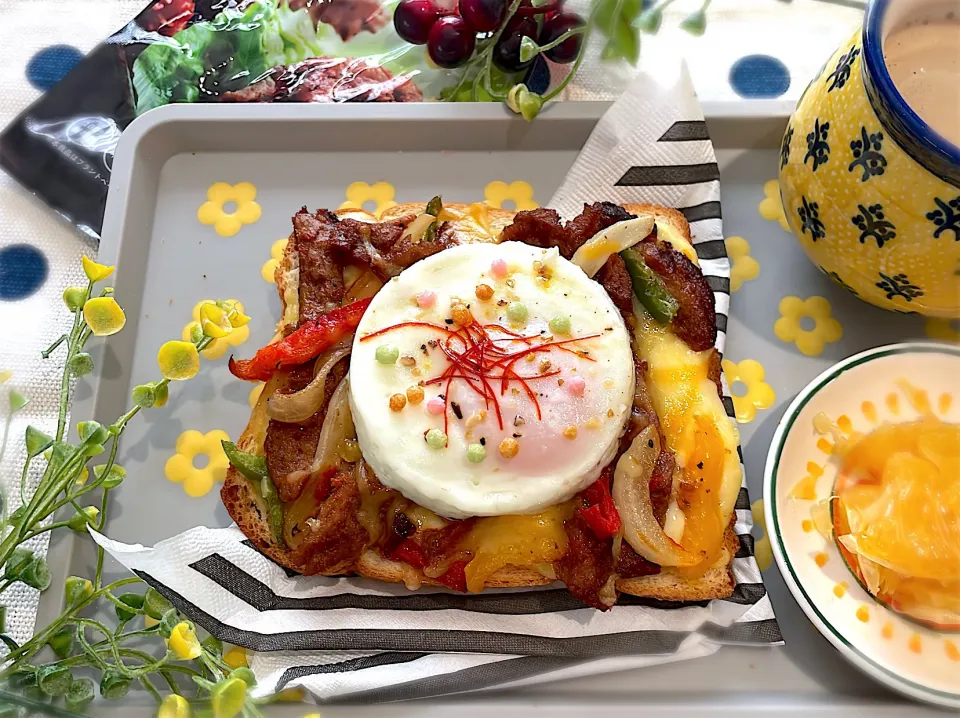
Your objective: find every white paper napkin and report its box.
[93,61,780,703]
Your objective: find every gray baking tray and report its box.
[45,101,941,716]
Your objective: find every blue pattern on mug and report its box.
[804,118,830,171]
[798,196,826,240]
[851,203,896,247]
[926,195,960,240]
[848,127,887,181]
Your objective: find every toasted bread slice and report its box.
[223,202,738,603]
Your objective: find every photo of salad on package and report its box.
[0,0,560,238]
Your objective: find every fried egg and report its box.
[349,241,636,518]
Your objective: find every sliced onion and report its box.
[612,425,700,567]
[344,270,383,303]
[312,376,352,471]
[401,212,437,243]
[571,216,655,278]
[266,343,351,423]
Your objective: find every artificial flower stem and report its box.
[40,334,67,360]
[534,25,585,55]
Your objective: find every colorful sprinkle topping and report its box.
[375,344,400,364]
[417,290,437,309]
[467,443,486,463]
[491,258,508,278]
[427,397,446,415]
[548,315,571,334]
[425,428,447,449]
[506,301,528,323]
[567,376,586,397]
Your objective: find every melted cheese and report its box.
[462,504,573,592]
[632,304,742,557]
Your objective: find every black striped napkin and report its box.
[95,62,780,703]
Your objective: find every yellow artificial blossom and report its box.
[274,687,305,702]
[83,297,126,336]
[722,359,776,424]
[200,302,233,339]
[197,182,262,237]
[774,296,843,357]
[169,622,202,660]
[724,236,759,292]
[484,181,538,211]
[223,646,248,670]
[338,181,397,218]
[212,677,247,718]
[0,370,11,384]
[182,300,249,360]
[158,694,192,718]
[81,255,115,282]
[158,341,201,381]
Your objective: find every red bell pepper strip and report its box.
[578,474,622,539]
[389,540,427,570]
[435,560,469,593]
[229,298,371,382]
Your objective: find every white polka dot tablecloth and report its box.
[0,0,867,645]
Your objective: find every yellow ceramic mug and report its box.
[779,0,960,317]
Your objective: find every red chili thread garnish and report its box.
[366,316,599,431]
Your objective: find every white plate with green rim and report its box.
[764,342,960,708]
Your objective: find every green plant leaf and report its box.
[4,548,34,580]
[65,677,95,712]
[66,352,94,378]
[8,390,27,412]
[37,665,72,697]
[519,36,541,63]
[21,557,51,591]
[144,587,174,620]
[99,671,131,701]
[115,592,145,622]
[64,576,93,606]
[24,426,53,458]
[94,463,126,489]
[48,627,75,659]
[77,421,108,445]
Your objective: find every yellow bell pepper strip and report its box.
[229,298,370,382]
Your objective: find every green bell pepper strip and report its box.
[620,248,679,324]
[221,441,285,547]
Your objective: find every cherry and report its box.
[394,0,445,45]
[492,16,539,72]
[458,0,507,32]
[428,16,477,68]
[539,12,583,64]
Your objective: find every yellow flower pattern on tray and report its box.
[182,300,249,360]
[759,179,790,232]
[262,238,288,283]
[197,182,262,237]
[339,181,397,218]
[722,359,776,424]
[164,429,230,498]
[725,236,759,292]
[774,296,843,356]
[484,181,538,211]
[925,318,960,343]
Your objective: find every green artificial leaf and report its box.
[680,9,707,35]
[77,420,108,445]
[635,6,663,33]
[519,36,540,63]
[66,352,94,377]
[8,390,27,412]
[65,678,95,712]
[37,665,72,697]
[94,463,127,489]
[24,426,53,458]
[144,587,174,620]
[4,548,34,580]
[595,0,642,65]
[48,627,75,659]
[99,671,131,701]
[21,557,51,591]
[115,592,145,622]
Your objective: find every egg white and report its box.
[349,241,635,519]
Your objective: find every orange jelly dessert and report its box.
[825,418,960,629]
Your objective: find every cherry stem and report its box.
[516,1,560,15]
